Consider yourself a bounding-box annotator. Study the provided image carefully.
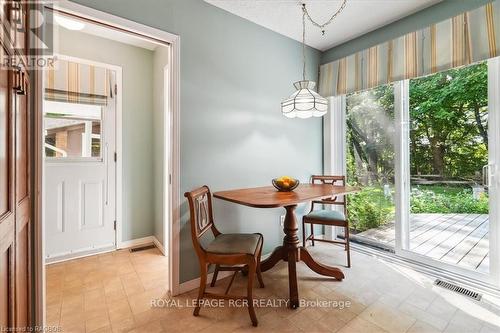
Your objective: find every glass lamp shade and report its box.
[281,80,328,119]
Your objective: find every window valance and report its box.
[319,1,500,97]
[44,58,110,106]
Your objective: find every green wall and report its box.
[321,0,493,64]
[69,0,323,283]
[55,26,156,241]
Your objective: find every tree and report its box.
[346,61,488,184]
[346,85,395,185]
[409,62,488,179]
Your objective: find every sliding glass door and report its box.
[407,61,490,273]
[331,57,500,285]
[396,58,500,284]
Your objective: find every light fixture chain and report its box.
[302,4,306,81]
[303,0,347,34]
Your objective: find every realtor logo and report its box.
[1,0,56,70]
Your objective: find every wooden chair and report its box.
[184,186,265,327]
[302,175,351,268]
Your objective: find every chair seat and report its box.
[207,233,262,255]
[304,209,346,222]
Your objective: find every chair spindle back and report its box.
[184,186,220,254]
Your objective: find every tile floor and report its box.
[46,243,500,333]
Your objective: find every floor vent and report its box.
[434,279,482,301]
[129,244,156,252]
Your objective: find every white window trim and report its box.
[323,95,346,241]
[394,80,410,253]
[487,56,500,287]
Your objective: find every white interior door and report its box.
[44,70,117,261]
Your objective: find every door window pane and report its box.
[44,101,102,159]
[345,84,396,250]
[409,61,489,274]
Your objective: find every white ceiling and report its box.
[79,23,160,51]
[54,13,161,51]
[205,0,442,51]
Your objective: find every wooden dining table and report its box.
[213,183,359,309]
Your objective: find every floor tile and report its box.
[360,300,416,332]
[398,300,448,331]
[45,243,500,333]
[337,317,387,333]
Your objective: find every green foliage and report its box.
[345,62,490,232]
[347,187,394,232]
[410,187,488,214]
[409,62,488,178]
[348,185,488,232]
[346,85,395,186]
[347,62,488,187]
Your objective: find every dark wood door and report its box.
[15,65,30,328]
[0,0,32,329]
[0,43,16,330]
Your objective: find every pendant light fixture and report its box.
[281,1,347,119]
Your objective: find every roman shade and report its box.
[44,58,111,105]
[319,1,500,97]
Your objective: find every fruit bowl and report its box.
[272,176,300,192]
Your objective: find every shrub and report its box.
[410,187,488,214]
[347,188,394,232]
[347,185,488,233]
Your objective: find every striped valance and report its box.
[44,58,110,106]
[319,1,500,97]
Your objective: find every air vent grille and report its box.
[434,279,482,301]
[129,244,156,252]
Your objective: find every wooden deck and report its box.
[356,213,489,273]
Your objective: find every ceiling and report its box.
[79,23,160,51]
[205,0,442,51]
[53,12,161,51]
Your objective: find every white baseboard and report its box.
[46,236,161,265]
[45,246,116,264]
[178,271,234,295]
[117,236,155,249]
[153,236,166,255]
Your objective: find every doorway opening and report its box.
[37,1,181,327]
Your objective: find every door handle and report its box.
[13,66,26,95]
[483,164,490,187]
[487,163,497,188]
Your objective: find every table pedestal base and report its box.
[260,205,344,309]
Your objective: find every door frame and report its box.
[163,64,170,256]
[42,53,122,260]
[323,95,347,240]
[488,56,500,287]
[33,0,182,325]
